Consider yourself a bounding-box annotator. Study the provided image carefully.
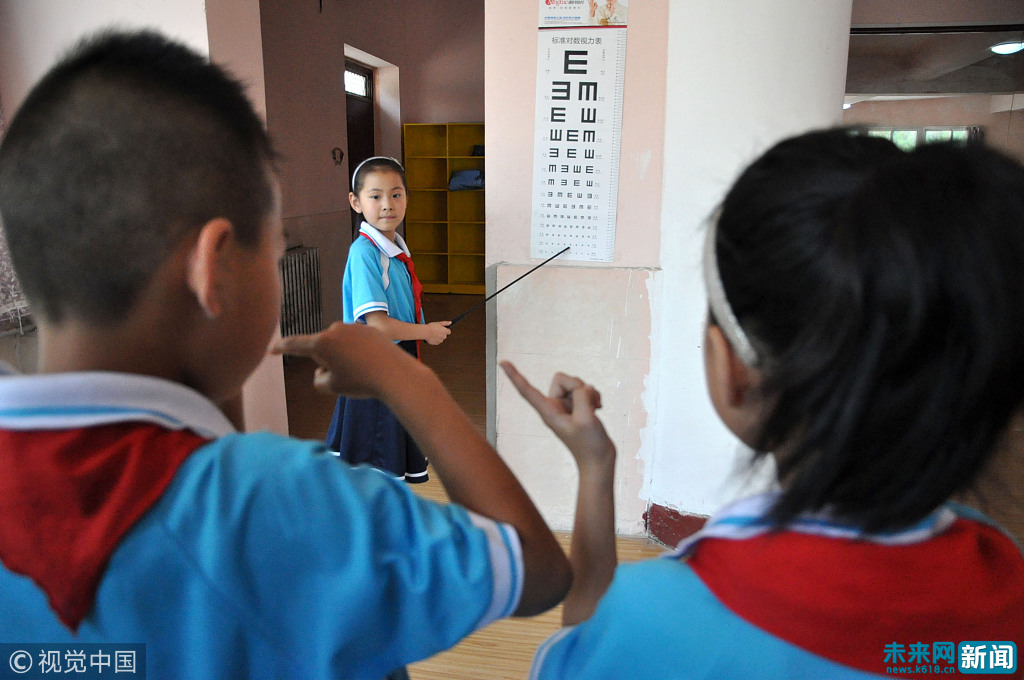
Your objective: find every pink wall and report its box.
[208,0,290,436]
[259,0,485,325]
[260,0,484,219]
[486,1,665,269]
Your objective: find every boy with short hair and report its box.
[0,29,570,679]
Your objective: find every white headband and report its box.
[352,155,404,184]
[703,220,760,367]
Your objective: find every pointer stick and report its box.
[449,246,570,326]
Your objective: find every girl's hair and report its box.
[709,128,1024,532]
[351,156,406,195]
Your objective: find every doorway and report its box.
[345,60,375,239]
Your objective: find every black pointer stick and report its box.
[449,246,570,326]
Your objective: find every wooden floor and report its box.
[282,293,663,680]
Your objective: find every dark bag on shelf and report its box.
[448,169,484,191]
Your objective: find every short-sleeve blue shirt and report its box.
[0,370,524,680]
[343,223,420,324]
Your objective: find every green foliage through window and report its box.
[861,126,972,151]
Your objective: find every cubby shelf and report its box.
[403,123,485,295]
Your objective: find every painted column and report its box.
[648,0,852,540]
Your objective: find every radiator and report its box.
[279,247,323,337]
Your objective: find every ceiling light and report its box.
[990,40,1024,55]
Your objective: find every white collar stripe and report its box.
[0,405,189,431]
[0,372,235,438]
[359,222,411,259]
[667,491,959,558]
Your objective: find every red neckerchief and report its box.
[0,423,209,630]
[688,519,1024,674]
[360,231,423,359]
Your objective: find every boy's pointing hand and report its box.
[273,322,421,400]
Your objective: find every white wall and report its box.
[486,0,853,535]
[0,1,209,106]
[649,0,853,515]
[0,0,289,435]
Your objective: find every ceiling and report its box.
[845,0,1024,98]
[846,28,1024,95]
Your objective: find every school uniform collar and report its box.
[0,365,236,437]
[0,366,231,631]
[675,492,1023,675]
[668,490,959,558]
[359,222,411,259]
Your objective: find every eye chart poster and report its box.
[531,0,628,262]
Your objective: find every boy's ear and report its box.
[185,218,234,319]
[348,192,362,214]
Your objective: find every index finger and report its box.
[271,332,321,359]
[500,361,548,410]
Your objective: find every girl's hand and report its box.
[500,361,616,470]
[424,320,453,345]
[272,322,419,399]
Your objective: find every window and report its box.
[344,63,372,100]
[863,126,971,151]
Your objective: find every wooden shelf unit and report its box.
[403,122,485,294]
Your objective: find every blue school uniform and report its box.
[326,222,428,482]
[530,492,1024,679]
[0,369,524,680]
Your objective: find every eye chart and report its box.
[531,0,628,262]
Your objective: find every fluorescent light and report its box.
[843,102,852,110]
[990,40,1024,55]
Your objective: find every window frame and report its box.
[344,61,373,101]
[862,126,971,151]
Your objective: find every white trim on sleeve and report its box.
[352,300,389,321]
[467,510,524,628]
[529,626,576,680]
